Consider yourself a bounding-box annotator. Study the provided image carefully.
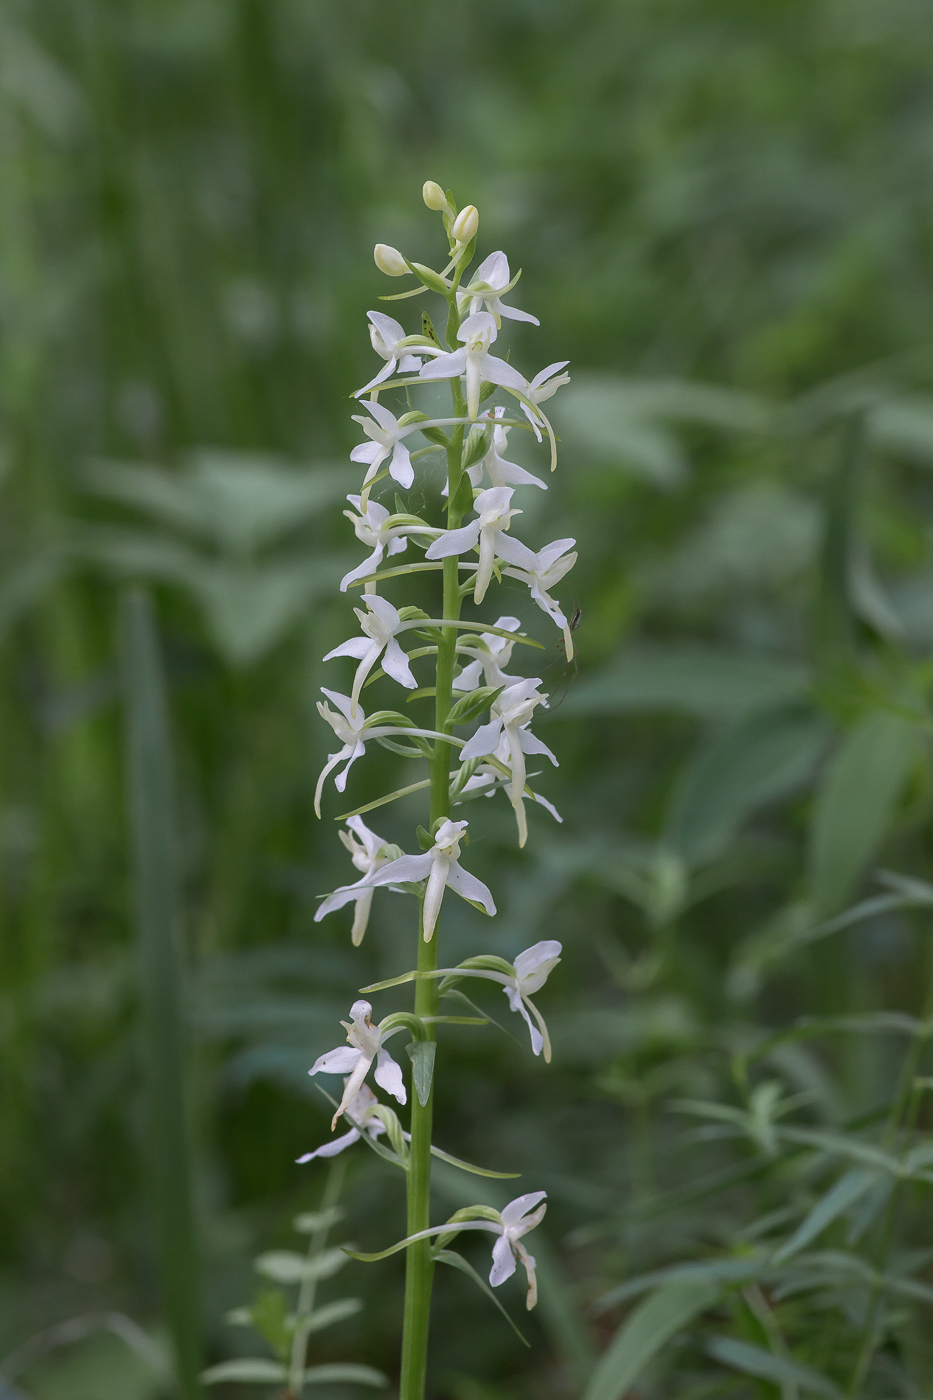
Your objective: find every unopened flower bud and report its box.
[373,243,409,277]
[422,180,449,212]
[452,205,479,244]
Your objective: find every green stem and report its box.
[399,289,466,1400]
[847,948,933,1397]
[287,1159,346,1400]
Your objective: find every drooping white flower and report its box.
[453,615,523,693]
[495,535,578,658]
[457,252,539,328]
[362,818,495,941]
[519,361,571,441]
[314,689,434,817]
[350,402,420,490]
[455,741,562,844]
[314,816,402,945]
[297,1081,386,1162]
[432,941,562,1060]
[340,496,417,592]
[459,679,556,846]
[323,594,417,713]
[418,311,526,421]
[309,999,406,1128]
[488,1192,548,1307]
[468,409,546,492]
[425,486,521,605]
[355,311,432,396]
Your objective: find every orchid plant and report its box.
[307,181,574,1398]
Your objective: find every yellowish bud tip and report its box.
[422,180,449,211]
[373,243,409,277]
[452,205,479,244]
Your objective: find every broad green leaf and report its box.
[581,1277,719,1400]
[293,1206,345,1234]
[808,709,921,914]
[202,1358,287,1384]
[304,1297,364,1333]
[255,1247,347,1284]
[191,557,341,666]
[773,1168,878,1263]
[562,645,809,720]
[707,1336,844,1397]
[666,707,828,863]
[302,1364,388,1387]
[433,1248,530,1346]
[406,1040,436,1107]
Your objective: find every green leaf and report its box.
[808,709,921,914]
[773,1168,878,1263]
[707,1336,844,1397]
[428,1144,520,1179]
[448,685,504,726]
[201,1358,287,1384]
[666,707,829,863]
[302,1364,388,1387]
[304,1297,364,1333]
[433,1249,530,1347]
[406,1040,436,1107]
[293,1207,345,1234]
[563,645,809,720]
[255,1247,348,1284]
[248,1288,291,1359]
[581,1277,719,1400]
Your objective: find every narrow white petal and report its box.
[296,1128,361,1163]
[309,1045,362,1076]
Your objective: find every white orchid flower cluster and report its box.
[305,182,576,1376]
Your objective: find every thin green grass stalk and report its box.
[122,588,203,1400]
[286,1158,347,1399]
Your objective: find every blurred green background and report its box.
[6,1,933,1397]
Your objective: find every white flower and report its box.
[425,486,521,605]
[350,402,420,490]
[519,361,571,440]
[459,679,557,846]
[340,496,416,592]
[418,311,526,421]
[495,535,578,658]
[309,999,406,1128]
[453,615,523,693]
[362,818,495,942]
[488,1192,548,1307]
[314,816,402,945]
[314,688,432,817]
[457,251,539,328]
[451,205,479,244]
[324,594,417,713]
[455,741,562,845]
[468,409,546,492]
[354,311,432,396]
[435,941,562,1060]
[373,244,409,277]
[297,1081,386,1161]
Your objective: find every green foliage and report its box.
[7,1,933,1398]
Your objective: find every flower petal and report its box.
[296,1128,361,1163]
[309,1045,362,1076]
[445,861,496,916]
[374,1048,407,1104]
[488,1233,516,1287]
